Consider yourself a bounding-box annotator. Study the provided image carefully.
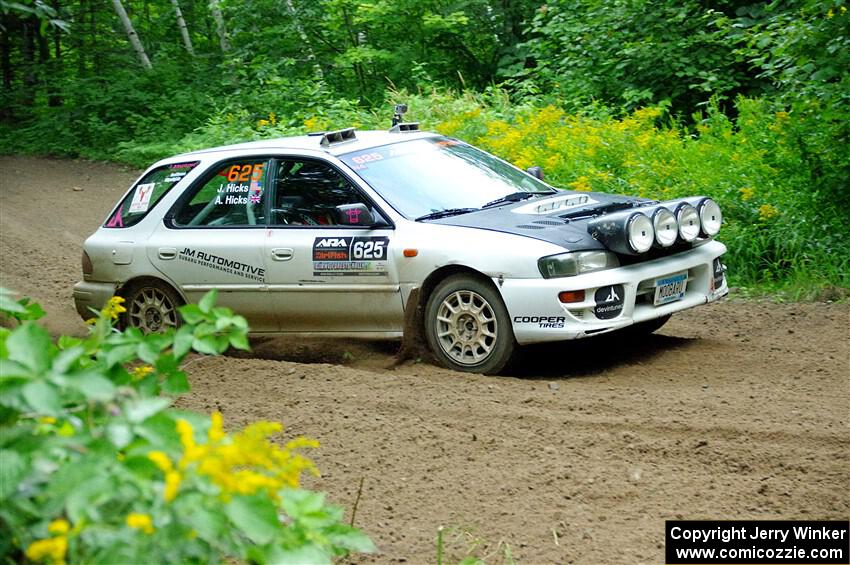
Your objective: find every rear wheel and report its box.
[122,280,182,332]
[424,275,516,374]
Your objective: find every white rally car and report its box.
[74,117,727,373]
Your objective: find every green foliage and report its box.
[0,289,373,564]
[519,0,754,112]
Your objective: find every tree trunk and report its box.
[283,0,322,79]
[111,0,152,70]
[170,0,195,55]
[0,14,14,119]
[208,0,230,52]
[21,17,37,107]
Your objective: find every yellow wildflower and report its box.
[47,519,70,535]
[126,513,155,535]
[132,365,154,381]
[164,471,181,502]
[39,416,57,425]
[569,175,592,192]
[758,204,779,220]
[827,8,834,18]
[739,187,755,201]
[85,317,96,325]
[257,119,270,128]
[148,451,173,473]
[268,112,277,125]
[25,536,67,565]
[101,296,126,320]
[57,422,75,437]
[209,411,225,442]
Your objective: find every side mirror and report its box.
[527,166,544,180]
[335,203,373,226]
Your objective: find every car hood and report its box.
[429,191,647,252]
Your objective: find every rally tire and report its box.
[121,280,183,333]
[424,274,516,374]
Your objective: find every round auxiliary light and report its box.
[698,198,722,237]
[627,213,654,253]
[676,203,700,242]
[652,207,678,247]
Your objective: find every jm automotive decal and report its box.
[178,247,265,282]
[312,236,389,276]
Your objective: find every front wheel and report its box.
[121,280,182,333]
[424,275,516,374]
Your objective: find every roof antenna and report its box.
[392,103,408,127]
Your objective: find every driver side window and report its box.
[271,159,364,226]
[174,159,268,227]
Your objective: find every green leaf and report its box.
[0,449,27,501]
[324,524,376,553]
[106,422,133,448]
[162,370,189,394]
[198,289,218,314]
[173,325,194,358]
[65,371,117,402]
[7,323,52,374]
[225,494,280,545]
[185,503,227,541]
[123,397,171,423]
[22,380,62,414]
[179,304,205,325]
[192,335,220,355]
[253,544,332,565]
[229,332,250,351]
[52,345,85,374]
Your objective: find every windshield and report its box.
[339,137,554,219]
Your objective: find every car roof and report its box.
[175,129,441,159]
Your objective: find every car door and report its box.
[148,157,277,331]
[262,157,404,333]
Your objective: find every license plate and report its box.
[654,272,687,306]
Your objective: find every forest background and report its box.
[1,0,848,296]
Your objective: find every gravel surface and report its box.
[1,155,847,564]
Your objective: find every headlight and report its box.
[627,213,654,253]
[650,207,677,247]
[538,251,619,278]
[587,210,654,255]
[674,203,700,242]
[695,197,722,237]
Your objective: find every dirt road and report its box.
[1,155,848,564]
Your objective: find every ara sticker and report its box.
[312,236,389,276]
[128,183,156,213]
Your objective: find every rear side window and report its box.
[105,161,199,228]
[173,159,268,227]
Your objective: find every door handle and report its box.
[271,248,294,261]
[158,247,177,260]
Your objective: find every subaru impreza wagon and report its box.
[74,119,727,373]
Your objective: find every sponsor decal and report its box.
[169,161,198,169]
[311,236,389,276]
[178,247,265,282]
[513,315,566,329]
[128,183,156,213]
[593,284,625,319]
[712,258,724,291]
[163,170,188,183]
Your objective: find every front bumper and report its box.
[73,280,118,320]
[499,240,728,344]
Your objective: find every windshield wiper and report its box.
[482,191,556,209]
[415,208,479,221]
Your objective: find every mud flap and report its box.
[391,287,430,366]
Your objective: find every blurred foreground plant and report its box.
[0,288,373,564]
